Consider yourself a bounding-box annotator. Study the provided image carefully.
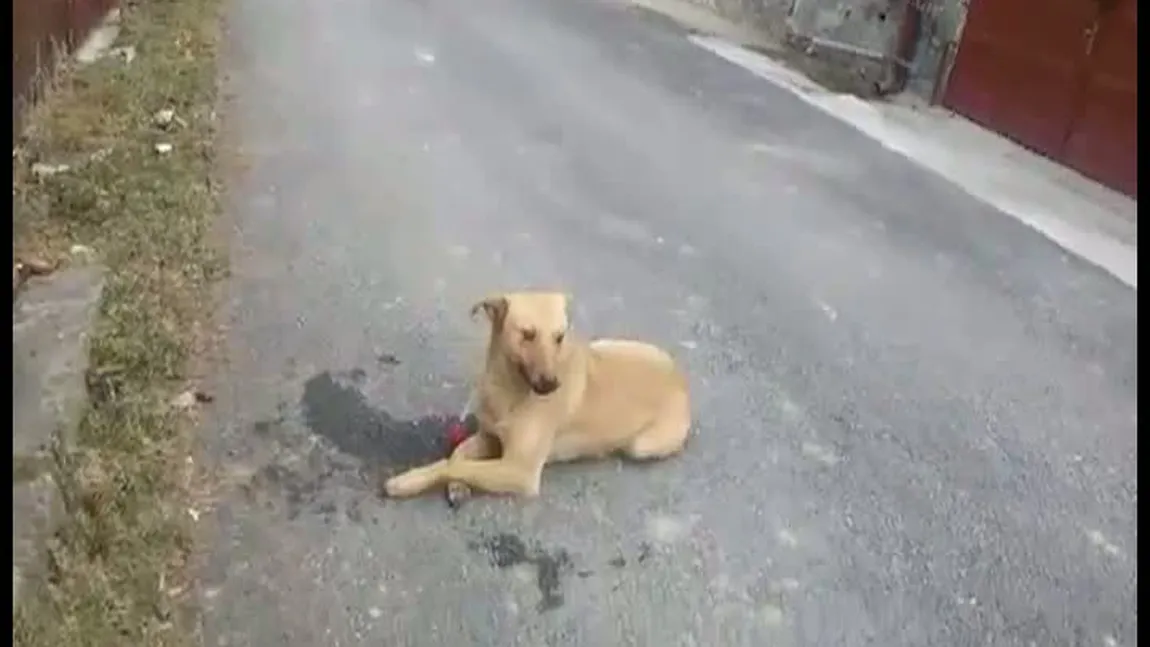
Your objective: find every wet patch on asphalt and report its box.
[234,369,475,520]
[300,369,452,470]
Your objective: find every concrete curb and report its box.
[12,264,106,609]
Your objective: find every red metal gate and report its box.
[944,0,1137,199]
[1061,0,1138,198]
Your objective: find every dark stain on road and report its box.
[470,532,573,613]
[607,542,655,570]
[300,370,451,470]
[376,352,401,367]
[637,541,653,563]
[240,370,478,520]
[244,457,342,520]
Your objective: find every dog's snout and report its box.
[532,376,560,395]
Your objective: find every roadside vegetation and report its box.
[13,0,227,644]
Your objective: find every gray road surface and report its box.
[197,0,1138,645]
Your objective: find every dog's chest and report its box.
[476,386,574,443]
[475,387,518,434]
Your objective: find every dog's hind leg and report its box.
[624,391,691,461]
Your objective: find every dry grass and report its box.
[12,0,227,645]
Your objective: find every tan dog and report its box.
[383,290,691,502]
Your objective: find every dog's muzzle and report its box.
[531,376,560,396]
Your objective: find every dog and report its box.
[383,290,691,504]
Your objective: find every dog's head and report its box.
[471,290,572,396]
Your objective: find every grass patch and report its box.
[12,0,227,645]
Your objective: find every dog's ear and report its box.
[470,295,509,327]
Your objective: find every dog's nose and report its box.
[533,377,560,395]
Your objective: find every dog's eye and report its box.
[554,332,565,345]
[521,329,537,342]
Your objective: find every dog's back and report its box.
[586,338,683,395]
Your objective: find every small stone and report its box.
[155,142,174,155]
[171,391,198,410]
[165,582,187,597]
[171,389,213,410]
[31,162,70,179]
[153,108,176,127]
[108,44,137,64]
[70,244,95,260]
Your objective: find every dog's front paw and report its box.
[382,475,403,499]
[445,481,473,509]
[382,471,422,499]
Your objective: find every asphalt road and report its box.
[197,0,1138,644]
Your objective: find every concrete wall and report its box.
[12,0,118,137]
[787,0,902,59]
[689,0,795,39]
[779,0,904,95]
[733,0,794,36]
[680,0,966,101]
[679,0,900,50]
[785,0,968,100]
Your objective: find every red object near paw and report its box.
[446,421,470,450]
